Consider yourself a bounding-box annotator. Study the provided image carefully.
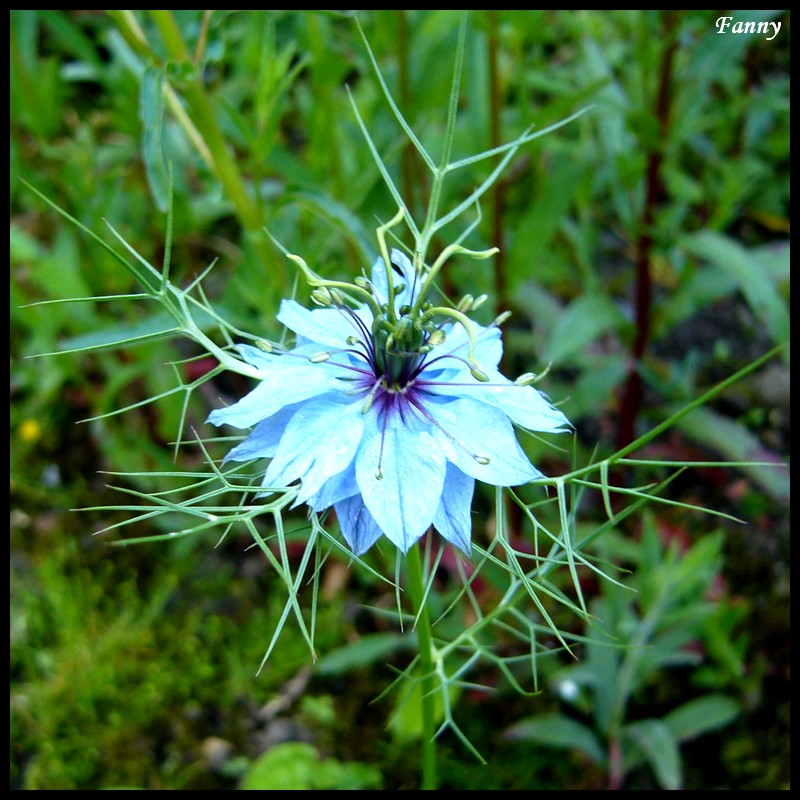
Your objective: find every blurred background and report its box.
[10,10,789,790]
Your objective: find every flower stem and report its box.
[405,543,438,790]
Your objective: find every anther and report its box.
[255,339,273,352]
[309,352,331,363]
[469,364,490,383]
[361,378,383,414]
[515,372,537,386]
[474,455,491,466]
[311,288,332,307]
[457,294,474,313]
[493,310,512,326]
[471,294,488,311]
[427,329,446,346]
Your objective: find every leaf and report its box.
[283,190,377,267]
[140,66,170,212]
[682,231,790,359]
[672,405,789,502]
[240,743,381,791]
[663,694,740,743]
[504,713,606,764]
[314,632,409,676]
[623,718,682,790]
[543,294,629,365]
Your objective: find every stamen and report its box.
[361,376,384,414]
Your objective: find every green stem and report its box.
[144,11,283,290]
[406,544,438,791]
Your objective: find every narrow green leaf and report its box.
[140,66,170,212]
[504,713,605,764]
[624,718,682,790]
[673,406,789,502]
[315,633,409,676]
[543,294,629,365]
[682,231,790,358]
[664,694,740,743]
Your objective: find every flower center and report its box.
[371,309,429,389]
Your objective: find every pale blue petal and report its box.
[263,397,365,503]
[222,404,299,463]
[277,299,360,349]
[420,367,570,433]
[304,463,359,511]
[207,363,346,429]
[430,320,503,371]
[423,396,541,485]
[355,401,446,552]
[433,464,474,553]
[335,495,384,555]
[370,249,421,309]
[478,371,571,432]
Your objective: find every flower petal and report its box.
[355,399,446,552]
[335,495,385,555]
[370,249,421,309]
[221,404,299,463]
[433,320,503,371]
[263,397,365,504]
[207,363,346,429]
[423,396,541,485]
[421,367,569,433]
[277,299,361,349]
[304,463,359,511]
[433,464,474,553]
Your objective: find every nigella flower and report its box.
[207,249,569,555]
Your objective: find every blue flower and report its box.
[208,250,569,555]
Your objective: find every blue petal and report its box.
[277,300,361,349]
[478,371,571,432]
[423,396,541,485]
[263,397,365,504]
[236,343,283,373]
[335,495,385,555]
[421,366,570,433]
[304,463,359,511]
[370,249,421,309]
[207,362,347,429]
[433,464,474,553]
[355,399,446,552]
[433,320,503,371]
[222,404,299,463]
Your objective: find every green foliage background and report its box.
[10,10,789,790]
